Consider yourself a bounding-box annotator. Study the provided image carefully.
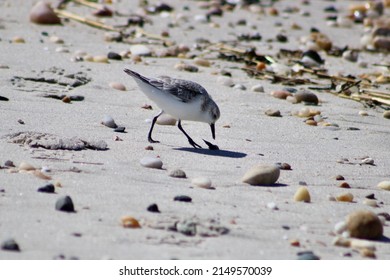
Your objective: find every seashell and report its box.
[121,216,141,228]
[30,1,61,25]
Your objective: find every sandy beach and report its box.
[1,0,390,260]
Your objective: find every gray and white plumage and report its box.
[124,68,220,148]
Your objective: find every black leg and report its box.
[148,110,163,143]
[177,120,202,149]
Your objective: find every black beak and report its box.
[210,123,215,140]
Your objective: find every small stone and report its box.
[121,216,141,228]
[140,157,163,169]
[147,203,160,213]
[373,37,390,52]
[290,239,300,247]
[383,111,390,119]
[271,90,292,99]
[4,160,15,167]
[109,82,126,91]
[336,192,354,202]
[363,199,378,208]
[265,109,281,117]
[101,115,117,128]
[293,90,319,105]
[37,183,55,193]
[174,62,198,72]
[61,96,71,103]
[359,110,369,116]
[301,50,324,66]
[92,55,109,63]
[30,1,61,25]
[346,210,383,240]
[267,202,278,210]
[338,182,351,188]
[176,220,197,236]
[19,161,36,171]
[233,84,246,90]
[342,50,359,62]
[361,157,374,165]
[1,239,20,252]
[114,127,126,133]
[12,36,25,43]
[305,119,317,126]
[294,187,311,202]
[193,57,210,67]
[332,236,351,247]
[174,195,192,202]
[130,45,151,56]
[191,177,213,189]
[217,76,234,87]
[156,114,177,126]
[145,145,154,150]
[251,84,264,92]
[55,47,69,53]
[335,175,345,180]
[280,163,291,170]
[169,169,187,178]
[242,164,280,186]
[297,251,320,260]
[107,52,122,60]
[49,36,64,44]
[378,181,390,191]
[55,196,75,212]
[360,248,376,258]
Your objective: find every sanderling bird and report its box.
[124,69,220,149]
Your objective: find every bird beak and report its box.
[210,123,215,140]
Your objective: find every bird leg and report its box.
[148,110,163,143]
[178,120,202,149]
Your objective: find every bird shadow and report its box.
[174,147,247,158]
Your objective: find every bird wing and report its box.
[149,76,208,103]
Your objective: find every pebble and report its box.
[361,157,374,165]
[130,45,151,56]
[12,36,25,43]
[140,157,163,169]
[378,181,390,191]
[265,109,281,117]
[343,50,359,62]
[251,84,264,92]
[169,169,187,178]
[297,251,320,260]
[19,161,36,171]
[271,90,292,99]
[176,220,197,236]
[61,96,71,103]
[333,236,351,247]
[109,82,126,91]
[30,1,61,25]
[290,239,300,247]
[55,47,69,53]
[347,210,383,240]
[107,52,122,60]
[359,110,369,116]
[193,57,210,67]
[292,90,319,105]
[373,37,390,52]
[121,216,141,228]
[363,199,378,207]
[191,177,213,189]
[217,76,234,87]
[114,127,126,133]
[233,84,246,90]
[338,182,351,188]
[336,192,354,202]
[37,183,55,193]
[4,160,15,167]
[101,115,117,128]
[1,239,20,252]
[301,50,324,66]
[55,196,75,212]
[174,195,192,202]
[266,202,278,210]
[305,119,317,126]
[147,204,160,213]
[294,187,311,202]
[49,36,64,44]
[156,114,177,126]
[383,111,390,119]
[174,62,198,72]
[92,55,109,63]
[242,164,280,186]
[334,175,345,180]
